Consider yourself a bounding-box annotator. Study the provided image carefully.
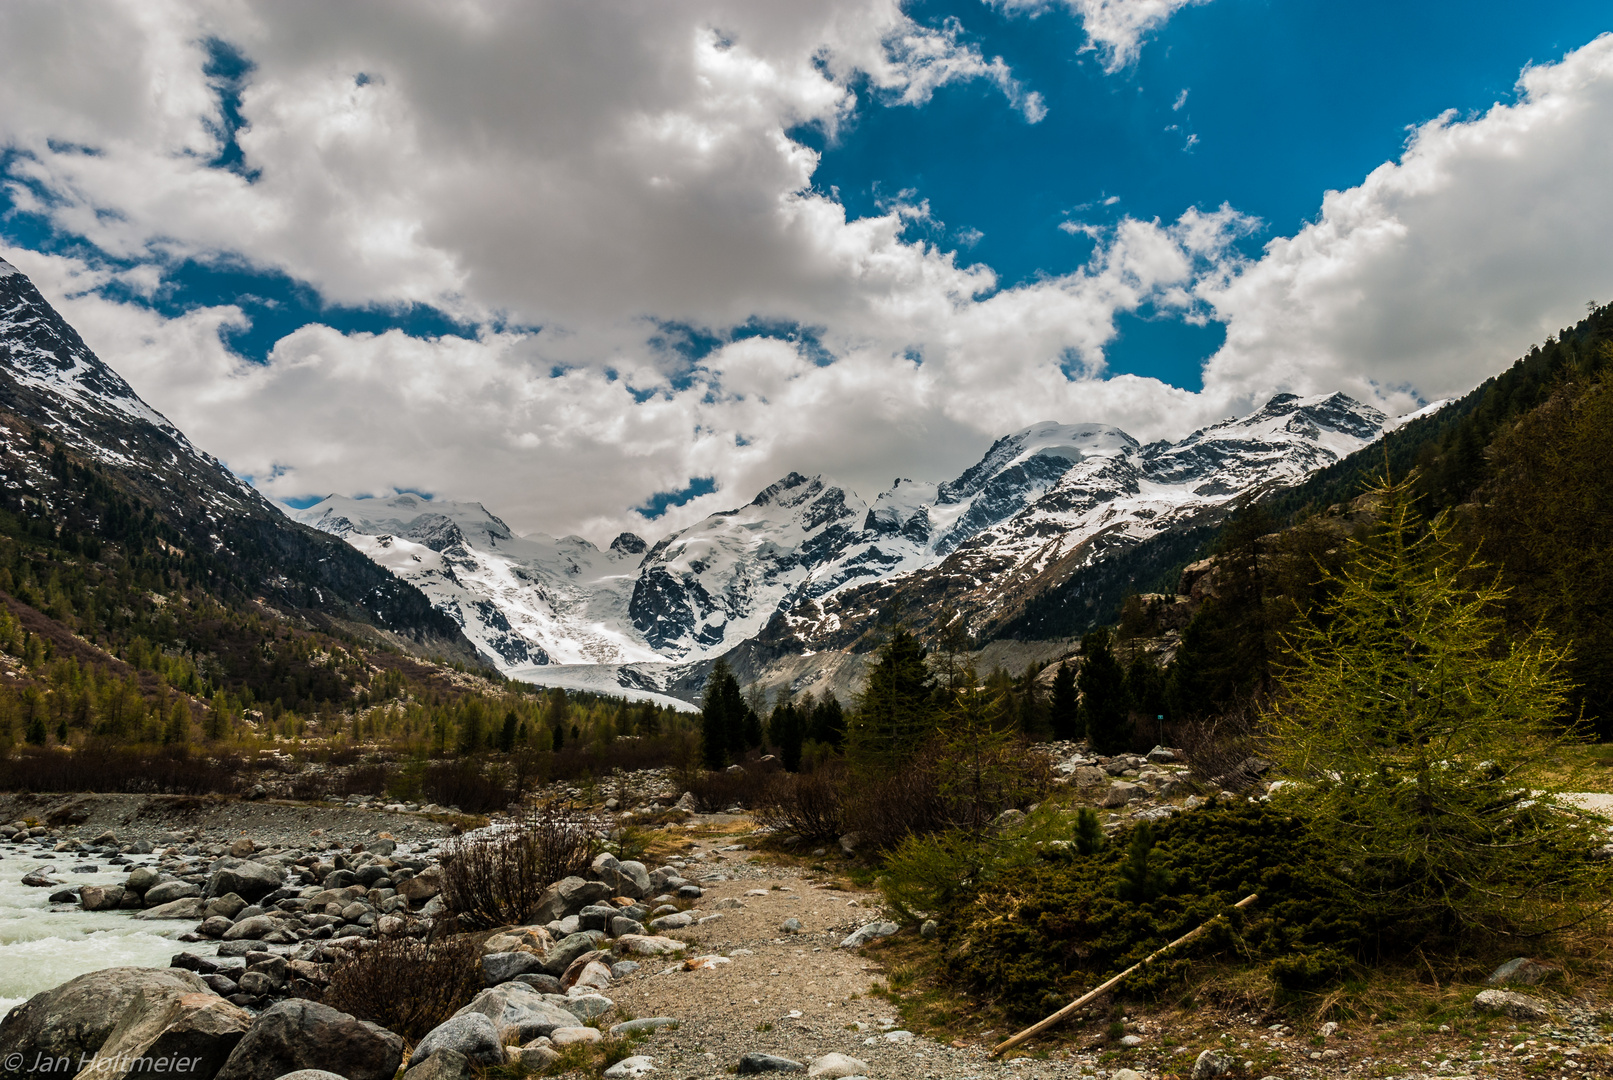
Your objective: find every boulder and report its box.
[512,973,563,994]
[401,1050,474,1080]
[613,934,687,957]
[223,915,280,940]
[134,898,207,921]
[395,866,442,905]
[738,1053,806,1073]
[79,884,125,911]
[208,862,285,903]
[410,1014,504,1067]
[21,869,61,888]
[1192,1049,1235,1080]
[567,961,613,994]
[616,861,652,899]
[609,916,645,938]
[648,913,693,931]
[1487,958,1557,986]
[557,994,613,1023]
[1102,781,1145,808]
[483,951,545,986]
[550,1027,601,1047]
[144,881,203,906]
[213,1000,403,1080]
[557,876,610,914]
[228,838,256,858]
[542,933,602,976]
[577,904,616,933]
[508,1042,559,1071]
[0,968,209,1080]
[806,1054,868,1079]
[838,922,898,949]
[604,1058,657,1079]
[125,866,162,893]
[206,893,249,920]
[452,984,579,1042]
[74,989,252,1080]
[1473,988,1551,1021]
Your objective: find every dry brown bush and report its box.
[320,933,482,1042]
[439,800,602,928]
[755,758,848,841]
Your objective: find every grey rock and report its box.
[79,884,124,910]
[206,893,249,919]
[453,983,579,1042]
[604,1057,657,1079]
[224,915,279,940]
[511,973,564,994]
[838,921,898,948]
[401,1049,474,1080]
[609,915,645,937]
[483,951,545,986]
[649,912,693,931]
[145,881,203,905]
[1102,781,1145,808]
[214,1000,403,1080]
[410,1013,505,1067]
[738,1052,806,1073]
[779,917,802,934]
[542,932,603,977]
[208,862,285,902]
[1192,1049,1235,1080]
[0,967,209,1078]
[1472,988,1551,1021]
[919,919,938,939]
[616,860,652,898]
[577,903,615,932]
[558,993,614,1022]
[806,1054,868,1079]
[135,897,207,920]
[674,884,702,900]
[126,866,162,892]
[273,1073,350,1080]
[1487,957,1557,986]
[82,978,253,1080]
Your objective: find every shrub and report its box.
[422,757,512,813]
[683,757,779,811]
[440,801,601,928]
[0,746,243,794]
[756,759,848,841]
[320,933,482,1042]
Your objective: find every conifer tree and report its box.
[1048,660,1080,740]
[1268,472,1602,931]
[1078,628,1130,753]
[808,694,845,749]
[701,659,747,769]
[778,704,805,772]
[498,710,518,753]
[848,630,934,769]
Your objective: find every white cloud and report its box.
[1197,33,1613,417]
[994,0,1210,72]
[2,6,1612,551]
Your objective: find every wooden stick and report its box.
[990,893,1258,1058]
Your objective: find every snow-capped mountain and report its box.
[292,494,659,668]
[0,256,475,658]
[295,390,1388,672]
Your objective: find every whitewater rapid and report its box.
[0,842,215,1016]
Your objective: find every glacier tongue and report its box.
[295,392,1392,677]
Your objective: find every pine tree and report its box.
[498,710,518,754]
[551,723,565,752]
[1268,472,1602,931]
[808,694,845,749]
[848,630,934,769]
[779,704,805,772]
[1115,821,1172,902]
[1078,628,1130,754]
[1048,660,1080,740]
[701,659,746,769]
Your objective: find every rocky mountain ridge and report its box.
[0,256,476,662]
[295,391,1389,679]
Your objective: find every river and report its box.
[0,839,216,1016]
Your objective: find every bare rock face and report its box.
[212,1000,404,1080]
[0,968,209,1080]
[71,990,252,1080]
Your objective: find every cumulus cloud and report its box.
[995,0,1210,71]
[1197,33,1613,417]
[2,5,1612,549]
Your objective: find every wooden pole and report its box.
[990,893,1258,1058]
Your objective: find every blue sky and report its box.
[1,2,1610,538]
